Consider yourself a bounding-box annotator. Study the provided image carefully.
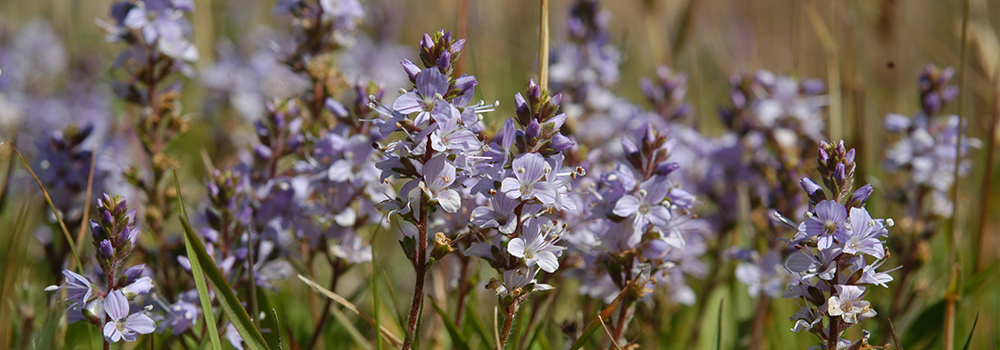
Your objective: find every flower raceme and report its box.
[781,141,898,348]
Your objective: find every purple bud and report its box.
[401,60,421,81]
[800,177,823,196]
[453,75,477,94]
[942,85,959,103]
[550,133,575,152]
[122,264,146,282]
[421,33,434,50]
[845,148,855,165]
[923,93,941,115]
[621,138,639,157]
[655,162,680,176]
[526,119,542,139]
[325,98,348,117]
[884,114,911,132]
[436,50,451,70]
[451,38,465,53]
[818,147,830,164]
[254,145,273,160]
[851,183,874,206]
[99,239,115,258]
[833,163,846,185]
[549,93,563,108]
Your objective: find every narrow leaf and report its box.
[429,299,471,350]
[2,142,82,271]
[174,172,224,350]
[297,274,404,348]
[961,312,979,350]
[715,298,724,350]
[175,170,271,350]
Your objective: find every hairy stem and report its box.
[402,197,429,350]
[498,299,522,349]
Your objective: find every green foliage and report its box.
[175,170,271,350]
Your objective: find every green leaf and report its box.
[174,170,271,350]
[715,298,724,350]
[429,299,471,350]
[256,288,282,350]
[297,274,404,348]
[463,297,493,348]
[174,172,223,350]
[902,299,946,348]
[961,312,979,350]
[2,142,82,271]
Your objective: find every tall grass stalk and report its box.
[945,0,972,348]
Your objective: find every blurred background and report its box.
[1,0,998,348]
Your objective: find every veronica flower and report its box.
[793,200,848,250]
[420,155,461,213]
[824,285,876,324]
[855,258,900,288]
[393,68,450,125]
[102,290,155,343]
[45,270,96,306]
[508,218,567,273]
[430,105,481,154]
[492,266,553,298]
[837,207,886,258]
[327,134,379,186]
[500,152,557,205]
[613,175,672,229]
[471,194,522,234]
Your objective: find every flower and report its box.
[420,155,461,213]
[102,290,155,342]
[45,270,96,306]
[471,194,522,234]
[837,207,886,258]
[392,68,450,125]
[508,218,567,273]
[500,152,557,205]
[793,200,848,250]
[612,175,673,229]
[825,285,876,324]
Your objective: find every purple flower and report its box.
[471,194,522,234]
[500,153,557,205]
[793,200,847,250]
[430,105,481,154]
[327,135,379,186]
[508,218,567,273]
[824,285,876,324]
[612,175,672,229]
[44,270,95,305]
[420,155,461,213]
[393,68,450,125]
[102,290,155,342]
[837,207,886,258]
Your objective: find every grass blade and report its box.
[961,312,979,350]
[2,142,82,271]
[174,171,224,350]
[429,299,471,350]
[715,298,724,350]
[567,275,648,350]
[297,274,404,348]
[174,170,270,350]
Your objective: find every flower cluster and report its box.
[884,65,981,217]
[47,195,156,343]
[465,80,580,305]
[782,141,897,348]
[106,0,198,61]
[274,0,364,72]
